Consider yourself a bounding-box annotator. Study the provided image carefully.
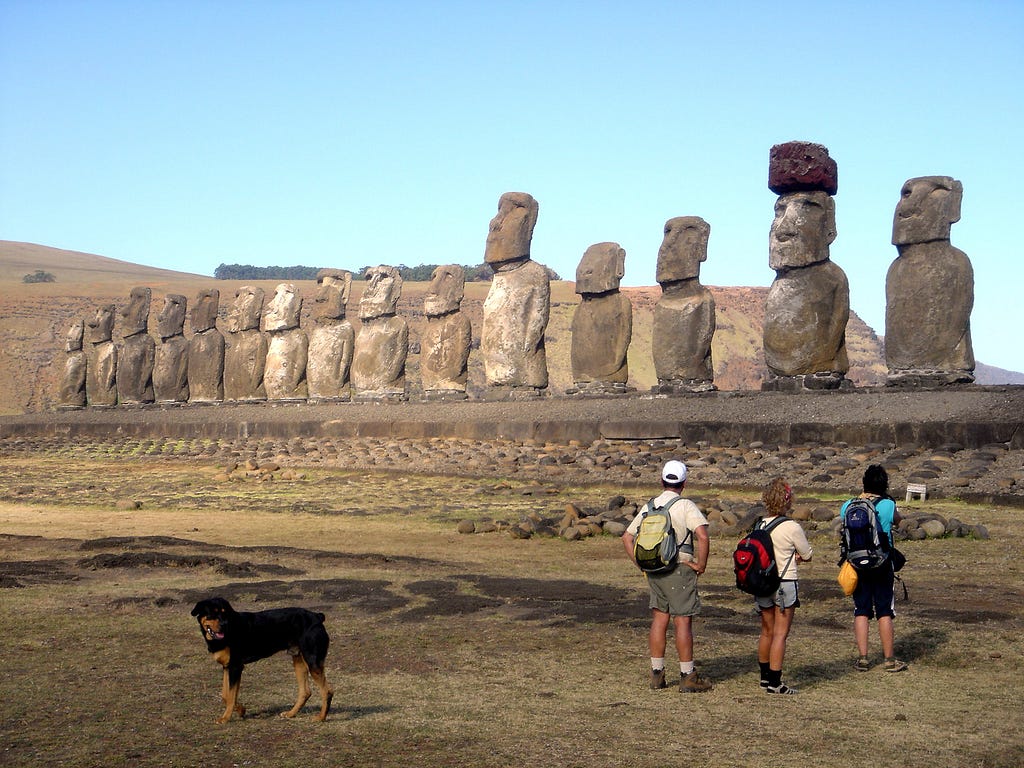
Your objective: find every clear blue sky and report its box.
[2,1,1022,372]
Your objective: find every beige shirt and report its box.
[626,491,708,563]
[760,515,813,580]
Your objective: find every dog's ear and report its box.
[191,601,206,617]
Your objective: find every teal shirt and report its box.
[841,496,897,545]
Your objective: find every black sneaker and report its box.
[765,683,798,695]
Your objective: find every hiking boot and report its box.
[679,671,712,693]
[854,656,871,672]
[649,668,667,690]
[765,682,799,695]
[883,658,908,672]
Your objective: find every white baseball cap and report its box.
[661,460,687,484]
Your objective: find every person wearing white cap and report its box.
[622,459,712,693]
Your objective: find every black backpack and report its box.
[841,497,891,572]
[733,517,791,597]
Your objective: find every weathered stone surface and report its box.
[764,186,849,384]
[652,282,716,386]
[768,141,838,195]
[59,320,87,408]
[571,243,631,387]
[886,177,974,383]
[263,284,307,401]
[656,217,710,283]
[153,294,189,403]
[763,260,849,377]
[307,270,354,401]
[484,191,539,265]
[188,289,224,402]
[85,305,117,406]
[224,286,267,402]
[116,287,155,405]
[352,267,407,398]
[652,218,715,390]
[482,258,550,389]
[421,265,471,396]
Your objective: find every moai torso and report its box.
[85,305,118,406]
[59,319,87,408]
[885,176,974,383]
[188,289,225,402]
[650,218,716,391]
[153,293,189,403]
[116,287,155,405]
[421,265,471,396]
[481,192,550,392]
[570,242,632,390]
[307,270,354,401]
[351,267,408,398]
[224,286,267,402]
[263,283,308,401]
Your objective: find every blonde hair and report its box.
[762,477,793,517]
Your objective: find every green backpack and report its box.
[633,497,689,574]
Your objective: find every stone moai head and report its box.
[191,289,220,333]
[87,304,115,344]
[264,283,302,332]
[484,192,539,266]
[120,287,152,337]
[157,294,187,340]
[768,141,838,271]
[226,286,264,333]
[656,218,710,284]
[575,242,626,295]
[314,269,352,321]
[424,264,466,317]
[892,175,963,246]
[359,266,402,320]
[65,319,84,352]
[769,191,837,271]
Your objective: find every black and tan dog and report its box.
[191,597,333,723]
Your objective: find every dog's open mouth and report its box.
[205,627,225,640]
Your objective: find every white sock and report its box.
[651,657,665,671]
[680,661,695,675]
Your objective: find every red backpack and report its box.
[733,517,790,597]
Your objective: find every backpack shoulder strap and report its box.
[763,515,789,534]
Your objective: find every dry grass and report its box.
[1,454,1022,768]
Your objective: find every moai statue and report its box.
[351,266,408,400]
[651,218,716,393]
[58,319,87,408]
[481,191,550,397]
[885,176,974,385]
[569,242,633,394]
[85,304,117,406]
[188,289,225,403]
[307,269,354,402]
[421,264,472,399]
[116,286,155,405]
[224,286,267,402]
[153,293,189,404]
[263,283,308,401]
[762,141,850,390]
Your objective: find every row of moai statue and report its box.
[58,144,975,408]
[60,264,471,408]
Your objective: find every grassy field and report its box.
[1,454,1021,768]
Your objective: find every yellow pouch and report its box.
[837,560,858,596]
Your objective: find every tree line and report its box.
[213,263,561,282]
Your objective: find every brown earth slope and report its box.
[0,241,887,415]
